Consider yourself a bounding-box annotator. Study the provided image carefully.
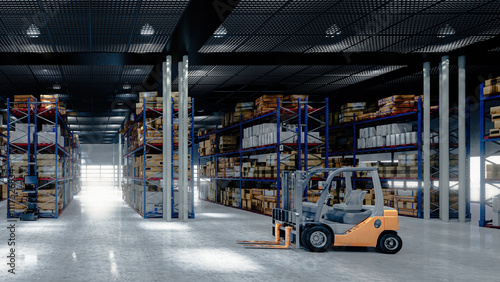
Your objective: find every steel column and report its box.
[118,135,122,190]
[479,86,486,227]
[182,56,189,221]
[178,60,184,220]
[179,56,189,221]
[458,55,467,222]
[423,61,431,220]
[439,56,450,222]
[164,56,172,221]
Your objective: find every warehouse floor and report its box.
[0,185,498,282]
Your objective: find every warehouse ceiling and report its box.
[0,0,499,143]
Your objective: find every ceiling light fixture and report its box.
[214,25,227,38]
[140,23,155,36]
[123,83,131,90]
[27,24,41,38]
[326,24,341,38]
[53,84,61,90]
[437,24,455,38]
[134,68,141,73]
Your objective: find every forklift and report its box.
[241,167,402,253]
[17,151,39,221]
[20,175,39,221]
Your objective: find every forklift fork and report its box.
[243,226,293,249]
[237,223,282,245]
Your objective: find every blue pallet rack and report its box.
[198,98,329,211]
[6,97,80,219]
[479,84,500,228]
[121,98,195,218]
[329,100,424,218]
[329,99,470,220]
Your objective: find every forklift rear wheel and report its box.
[377,233,402,254]
[303,226,333,252]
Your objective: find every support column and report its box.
[164,56,173,221]
[178,61,185,220]
[458,55,466,222]
[181,55,189,221]
[113,145,115,188]
[118,135,122,190]
[423,61,431,220]
[440,56,450,222]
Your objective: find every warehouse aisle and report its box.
[0,185,499,281]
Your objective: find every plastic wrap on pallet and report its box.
[358,138,366,149]
[376,136,386,147]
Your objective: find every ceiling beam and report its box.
[0,53,164,65]
[143,0,241,92]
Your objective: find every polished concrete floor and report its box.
[0,185,499,282]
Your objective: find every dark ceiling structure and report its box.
[0,0,499,143]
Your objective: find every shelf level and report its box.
[11,143,73,159]
[198,107,323,140]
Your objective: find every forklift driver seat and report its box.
[332,190,367,212]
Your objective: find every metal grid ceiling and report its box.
[200,0,500,54]
[187,64,405,96]
[0,0,190,53]
[0,65,153,101]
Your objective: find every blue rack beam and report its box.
[479,83,500,227]
[121,98,195,219]
[7,98,79,219]
[328,100,425,218]
[199,98,329,212]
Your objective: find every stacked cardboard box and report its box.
[377,95,417,116]
[36,154,63,178]
[483,77,500,96]
[363,189,375,205]
[251,189,264,212]
[329,157,358,168]
[395,154,419,178]
[255,94,283,115]
[233,102,254,123]
[40,94,67,115]
[0,183,7,200]
[486,164,500,179]
[200,161,216,178]
[382,189,395,208]
[13,95,36,110]
[299,154,325,170]
[37,186,64,213]
[283,94,308,108]
[219,136,238,152]
[240,189,252,209]
[376,163,397,178]
[339,102,365,123]
[198,128,214,137]
[220,187,233,206]
[394,189,418,216]
[489,106,500,137]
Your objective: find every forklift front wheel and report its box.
[302,226,333,252]
[377,233,402,254]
